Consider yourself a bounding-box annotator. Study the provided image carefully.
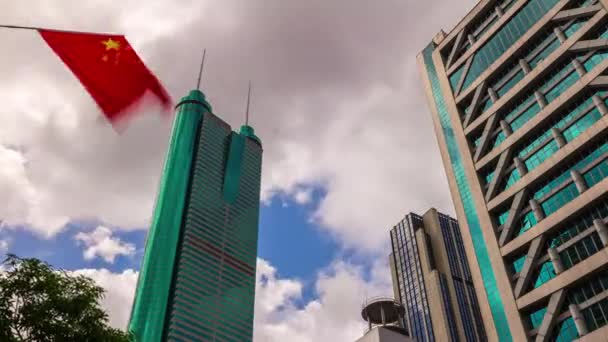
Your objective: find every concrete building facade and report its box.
[389,209,487,342]
[419,0,608,340]
[128,90,263,341]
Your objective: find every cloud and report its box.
[76,257,391,340]
[0,0,474,250]
[254,258,392,342]
[74,226,136,263]
[73,268,138,330]
[293,188,313,205]
[0,240,8,255]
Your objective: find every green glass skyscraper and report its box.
[128,89,263,342]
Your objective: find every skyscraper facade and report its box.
[128,89,263,342]
[419,0,608,340]
[389,209,486,342]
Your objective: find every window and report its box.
[533,261,556,288]
[461,0,560,91]
[560,233,603,269]
[541,182,579,216]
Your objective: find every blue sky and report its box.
[0,187,343,307]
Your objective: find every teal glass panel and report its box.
[563,108,602,142]
[529,36,559,68]
[549,217,593,248]
[528,307,547,329]
[592,23,608,39]
[564,17,589,38]
[545,71,579,103]
[495,131,506,146]
[531,139,608,199]
[512,255,525,274]
[497,69,524,97]
[223,133,245,203]
[583,50,608,72]
[517,211,538,236]
[510,102,541,132]
[525,140,559,171]
[554,317,579,342]
[497,210,509,225]
[519,130,553,158]
[450,65,465,92]
[422,44,512,341]
[492,131,506,148]
[541,182,579,216]
[554,95,595,130]
[476,15,499,40]
[577,0,597,6]
[534,261,556,288]
[560,233,603,269]
[461,0,560,91]
[584,159,608,187]
[502,168,520,191]
[474,135,483,147]
[540,63,574,93]
[505,94,536,122]
[485,170,495,184]
[481,98,493,113]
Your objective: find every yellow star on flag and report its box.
[102,38,120,51]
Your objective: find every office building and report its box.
[389,209,487,341]
[128,89,263,341]
[419,0,608,340]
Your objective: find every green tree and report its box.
[0,254,130,341]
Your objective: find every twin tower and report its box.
[128,89,263,341]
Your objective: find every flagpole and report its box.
[0,24,118,35]
[196,49,206,90]
[245,81,252,126]
[0,24,42,31]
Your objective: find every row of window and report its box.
[446,0,517,70]
[523,270,608,340]
[391,216,435,342]
[495,135,608,240]
[462,19,565,125]
[439,275,460,342]
[460,0,561,92]
[458,0,597,123]
[509,197,608,279]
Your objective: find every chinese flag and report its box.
[39,29,172,124]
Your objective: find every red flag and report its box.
[39,29,172,124]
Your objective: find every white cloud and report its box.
[254,258,392,342]
[73,268,138,330]
[76,258,391,340]
[293,188,313,205]
[74,226,136,263]
[0,0,475,250]
[0,240,8,255]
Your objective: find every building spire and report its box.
[245,80,252,126]
[196,49,206,90]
